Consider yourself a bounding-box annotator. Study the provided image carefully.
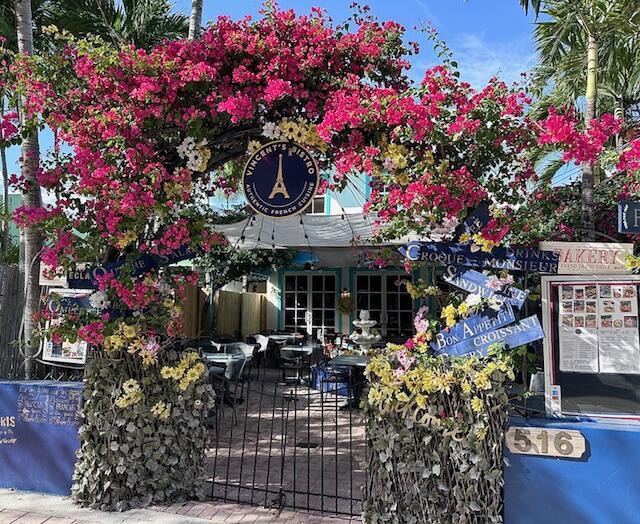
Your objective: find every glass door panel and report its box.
[283,273,337,335]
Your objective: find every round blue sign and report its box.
[242,141,319,218]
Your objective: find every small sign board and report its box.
[505,426,586,459]
[399,241,559,273]
[436,314,544,358]
[443,265,529,308]
[431,303,516,354]
[539,241,633,275]
[242,141,319,218]
[618,201,640,234]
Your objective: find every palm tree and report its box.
[525,0,640,241]
[15,0,43,380]
[50,0,188,50]
[188,0,203,40]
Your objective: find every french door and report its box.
[283,273,336,335]
[355,273,413,336]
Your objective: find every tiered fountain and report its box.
[350,309,381,355]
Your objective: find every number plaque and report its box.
[505,427,586,459]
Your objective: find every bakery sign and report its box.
[538,241,633,274]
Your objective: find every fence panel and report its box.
[0,265,24,379]
[206,362,365,517]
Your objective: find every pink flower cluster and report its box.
[538,108,621,164]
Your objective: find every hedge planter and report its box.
[72,349,215,511]
[363,350,511,524]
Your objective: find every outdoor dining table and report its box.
[269,333,302,344]
[204,352,245,367]
[327,354,371,368]
[326,354,371,408]
[281,345,316,355]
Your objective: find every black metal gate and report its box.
[206,366,365,517]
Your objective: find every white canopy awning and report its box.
[213,213,408,267]
[213,213,405,250]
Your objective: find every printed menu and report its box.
[558,283,640,374]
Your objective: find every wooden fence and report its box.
[215,290,265,338]
[0,265,24,379]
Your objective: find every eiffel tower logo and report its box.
[268,153,290,199]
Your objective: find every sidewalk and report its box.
[0,490,360,523]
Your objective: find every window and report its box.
[355,272,413,336]
[303,195,325,215]
[283,273,336,334]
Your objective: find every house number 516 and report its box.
[505,427,586,459]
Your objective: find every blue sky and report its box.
[3,0,542,202]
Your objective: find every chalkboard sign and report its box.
[542,275,640,419]
[0,381,83,494]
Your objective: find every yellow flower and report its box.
[471,396,484,413]
[625,254,640,271]
[472,233,497,253]
[384,143,408,169]
[151,401,171,420]
[160,366,174,379]
[475,424,488,440]
[185,366,202,383]
[415,394,427,409]
[122,379,140,393]
[122,324,136,339]
[127,338,145,354]
[115,388,143,408]
[116,230,138,249]
[140,350,157,367]
[368,387,383,404]
[474,372,492,390]
[196,145,211,171]
[459,233,471,243]
[457,302,469,317]
[396,391,410,403]
[441,303,457,327]
[461,381,472,394]
[247,140,262,155]
[280,119,301,141]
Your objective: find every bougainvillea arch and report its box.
[11,3,640,513]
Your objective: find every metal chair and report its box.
[279,347,305,384]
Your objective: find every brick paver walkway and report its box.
[155,500,360,522]
[0,500,359,524]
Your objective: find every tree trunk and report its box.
[581,34,597,242]
[188,0,203,40]
[613,97,625,152]
[15,0,43,379]
[1,144,8,256]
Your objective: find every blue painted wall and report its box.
[504,417,640,524]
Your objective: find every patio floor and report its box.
[205,366,367,517]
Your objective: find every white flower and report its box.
[465,294,482,308]
[487,296,504,311]
[262,122,280,139]
[89,291,110,310]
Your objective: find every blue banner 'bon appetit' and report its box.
[398,241,559,274]
[436,315,544,358]
[431,303,516,355]
[442,265,529,308]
